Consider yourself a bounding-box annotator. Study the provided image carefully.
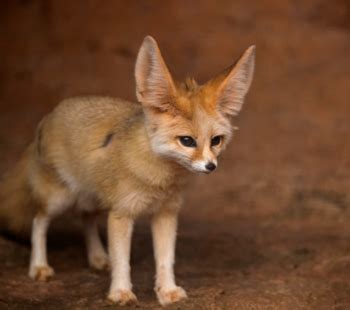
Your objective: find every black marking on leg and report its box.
[37,126,43,156]
[102,132,114,147]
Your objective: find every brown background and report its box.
[1,1,350,309]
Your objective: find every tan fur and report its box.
[0,145,38,236]
[0,36,255,306]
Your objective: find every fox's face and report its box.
[135,36,255,174]
[141,89,233,173]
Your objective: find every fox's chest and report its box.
[110,175,185,217]
[115,190,164,216]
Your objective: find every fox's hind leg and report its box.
[82,212,109,271]
[28,169,74,281]
[29,213,54,281]
[77,195,109,270]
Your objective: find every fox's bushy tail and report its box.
[0,145,36,238]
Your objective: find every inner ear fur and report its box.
[135,36,178,113]
[211,45,256,116]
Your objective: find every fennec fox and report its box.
[0,36,255,306]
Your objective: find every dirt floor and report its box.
[1,0,350,309]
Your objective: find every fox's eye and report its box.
[179,136,197,148]
[211,135,222,147]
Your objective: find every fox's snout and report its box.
[191,147,219,173]
[205,162,216,172]
[192,160,217,174]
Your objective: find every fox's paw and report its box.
[156,286,187,306]
[89,254,109,271]
[29,265,55,282]
[107,289,138,306]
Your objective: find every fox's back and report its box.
[36,97,144,192]
[46,96,141,145]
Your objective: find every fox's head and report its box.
[135,36,255,174]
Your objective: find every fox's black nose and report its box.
[205,162,216,172]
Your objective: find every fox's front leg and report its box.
[29,214,54,281]
[107,212,137,305]
[152,210,187,306]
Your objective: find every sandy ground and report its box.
[0,1,350,309]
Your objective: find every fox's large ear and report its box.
[135,36,177,112]
[214,45,255,116]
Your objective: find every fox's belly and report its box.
[55,167,106,213]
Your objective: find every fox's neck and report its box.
[122,117,189,189]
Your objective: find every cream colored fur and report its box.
[0,36,255,306]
